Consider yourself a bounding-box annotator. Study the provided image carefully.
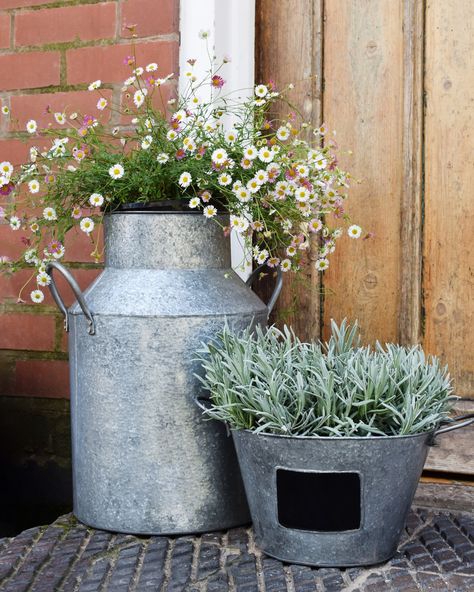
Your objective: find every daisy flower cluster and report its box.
[0,35,362,304]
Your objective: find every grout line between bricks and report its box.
[25,525,70,592]
[159,537,175,592]
[247,528,266,592]
[56,527,93,592]
[127,539,149,592]
[0,526,47,590]
[190,534,202,584]
[282,565,295,592]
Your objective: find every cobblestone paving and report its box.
[0,508,473,591]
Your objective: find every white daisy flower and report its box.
[178,171,192,188]
[26,119,37,134]
[9,216,20,230]
[247,178,260,194]
[124,76,136,86]
[54,112,66,124]
[254,99,266,107]
[203,205,217,218]
[276,126,290,141]
[309,218,323,233]
[30,289,45,303]
[188,197,200,209]
[235,187,251,203]
[200,190,212,203]
[255,169,269,185]
[256,249,269,264]
[133,66,144,76]
[280,259,292,272]
[36,272,51,287]
[157,153,169,164]
[258,146,273,163]
[314,154,327,170]
[1,106,9,115]
[218,173,232,186]
[88,80,101,91]
[109,164,124,179]
[348,224,362,239]
[97,98,108,111]
[230,215,249,233]
[173,109,187,122]
[89,193,104,207]
[133,89,147,108]
[255,84,268,98]
[0,161,13,178]
[225,129,237,144]
[146,62,158,72]
[141,135,153,150]
[24,249,37,263]
[243,146,258,160]
[30,222,40,232]
[166,130,177,141]
[80,217,94,234]
[232,180,243,192]
[286,245,297,257]
[296,164,309,177]
[211,148,228,165]
[315,258,329,271]
[295,187,310,203]
[267,257,280,268]
[52,245,65,259]
[43,207,57,221]
[28,180,40,194]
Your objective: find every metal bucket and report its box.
[46,210,282,535]
[231,415,474,567]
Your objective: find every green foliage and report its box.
[196,320,455,437]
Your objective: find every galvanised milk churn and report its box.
[46,208,281,535]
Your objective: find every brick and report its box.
[64,225,104,263]
[15,3,116,47]
[0,138,38,165]
[0,13,10,49]
[121,0,178,38]
[0,1,52,8]
[14,359,69,397]
[0,312,55,350]
[10,89,113,130]
[66,40,178,85]
[0,50,60,90]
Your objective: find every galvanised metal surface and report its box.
[49,212,274,535]
[231,429,436,567]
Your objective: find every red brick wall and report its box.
[0,0,179,399]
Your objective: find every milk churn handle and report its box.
[432,413,474,438]
[245,264,283,320]
[45,261,96,336]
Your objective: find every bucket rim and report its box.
[231,426,437,442]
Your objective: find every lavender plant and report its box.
[196,320,455,437]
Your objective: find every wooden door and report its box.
[256,0,474,474]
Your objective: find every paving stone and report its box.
[0,508,473,591]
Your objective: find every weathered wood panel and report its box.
[255,0,323,339]
[423,1,474,396]
[321,0,404,344]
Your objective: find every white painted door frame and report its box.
[179,0,255,279]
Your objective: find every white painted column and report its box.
[179,0,255,279]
